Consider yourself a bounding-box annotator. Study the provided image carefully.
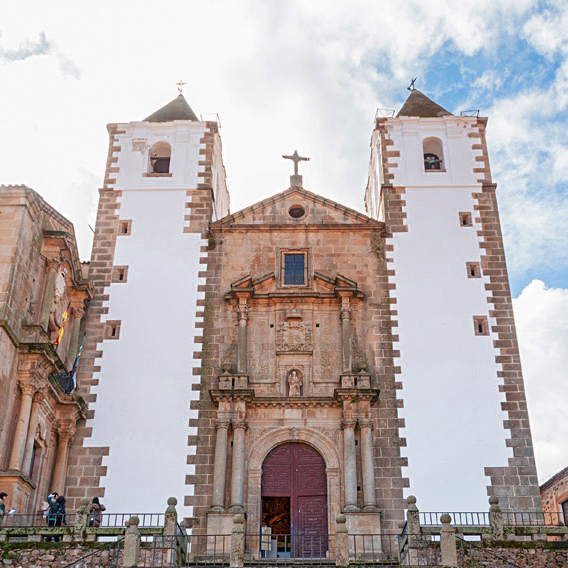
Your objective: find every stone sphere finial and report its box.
[407,495,417,505]
[440,514,452,524]
[398,521,407,529]
[180,520,188,529]
[233,513,245,525]
[336,514,346,524]
[489,496,499,505]
[167,497,177,506]
[129,515,140,526]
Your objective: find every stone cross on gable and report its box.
[282,150,310,176]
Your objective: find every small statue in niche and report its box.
[288,369,302,397]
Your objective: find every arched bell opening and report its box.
[148,141,171,173]
[261,442,328,559]
[423,137,444,171]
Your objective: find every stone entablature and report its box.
[0,186,91,514]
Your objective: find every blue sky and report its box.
[0,0,567,481]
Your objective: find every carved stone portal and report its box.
[277,322,312,352]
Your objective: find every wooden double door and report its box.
[261,443,328,558]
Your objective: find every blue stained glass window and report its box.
[284,254,305,285]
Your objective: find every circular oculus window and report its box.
[289,205,305,219]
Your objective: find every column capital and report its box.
[56,421,76,443]
[45,256,63,271]
[341,418,357,430]
[359,418,375,430]
[18,380,37,398]
[232,419,248,431]
[340,307,352,321]
[216,420,231,430]
[71,306,85,319]
[236,306,249,322]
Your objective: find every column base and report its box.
[362,504,379,512]
[228,504,245,513]
[344,510,382,554]
[342,504,360,513]
[208,505,226,513]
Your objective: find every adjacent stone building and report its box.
[1,88,542,557]
[541,465,568,524]
[0,186,91,513]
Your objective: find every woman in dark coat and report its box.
[88,497,106,527]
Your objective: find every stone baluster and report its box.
[21,390,46,475]
[488,496,504,540]
[230,514,245,568]
[236,304,249,374]
[211,421,230,511]
[359,418,378,511]
[229,420,247,512]
[340,300,352,374]
[335,514,349,568]
[341,419,359,512]
[40,258,60,331]
[51,424,75,492]
[8,381,37,471]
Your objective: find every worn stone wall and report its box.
[189,187,406,534]
[541,466,568,518]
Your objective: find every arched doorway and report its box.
[261,442,328,558]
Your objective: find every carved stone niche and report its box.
[277,355,312,397]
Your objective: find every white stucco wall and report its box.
[379,117,512,511]
[85,120,212,517]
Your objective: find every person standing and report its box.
[0,493,7,525]
[88,497,106,527]
[45,492,59,541]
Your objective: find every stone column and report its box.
[236,305,249,374]
[359,419,378,511]
[335,514,349,568]
[21,391,46,476]
[440,514,458,567]
[40,259,60,331]
[341,419,358,512]
[51,425,75,493]
[8,382,36,471]
[229,420,247,512]
[123,516,141,568]
[211,421,230,511]
[66,306,85,367]
[340,302,352,374]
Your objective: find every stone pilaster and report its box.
[21,391,45,475]
[236,304,249,374]
[340,299,352,374]
[51,423,75,493]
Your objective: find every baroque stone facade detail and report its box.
[276,321,313,352]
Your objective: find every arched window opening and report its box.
[423,138,444,171]
[149,142,171,174]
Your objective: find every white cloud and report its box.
[514,280,568,482]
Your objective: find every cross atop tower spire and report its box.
[176,79,187,93]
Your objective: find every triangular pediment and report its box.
[213,187,381,228]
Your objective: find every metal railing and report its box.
[244,532,332,563]
[97,513,165,528]
[419,512,489,526]
[139,535,183,567]
[62,539,123,568]
[185,533,231,565]
[0,512,76,528]
[503,511,567,527]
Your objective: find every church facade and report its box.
[0,89,541,551]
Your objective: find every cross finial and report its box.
[176,79,187,93]
[282,149,310,176]
[407,77,417,91]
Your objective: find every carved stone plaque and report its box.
[276,322,313,352]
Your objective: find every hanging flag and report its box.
[52,303,70,350]
[65,333,86,394]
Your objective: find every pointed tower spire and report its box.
[397,89,452,118]
[143,93,199,122]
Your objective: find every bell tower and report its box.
[365,89,541,512]
[67,93,229,516]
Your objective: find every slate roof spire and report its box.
[397,89,452,118]
[143,93,199,122]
